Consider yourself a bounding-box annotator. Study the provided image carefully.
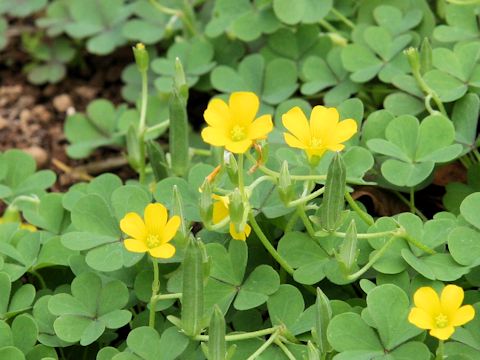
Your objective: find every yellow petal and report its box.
[201,127,229,147]
[124,238,148,253]
[310,106,339,141]
[282,107,310,144]
[408,307,434,329]
[144,203,167,235]
[204,98,231,128]
[229,92,259,126]
[306,147,327,159]
[225,139,252,154]
[441,285,464,315]
[326,143,345,152]
[120,213,147,241]
[429,326,455,340]
[248,115,273,140]
[413,287,441,315]
[163,215,180,243]
[284,133,307,149]
[229,222,251,241]
[333,118,357,144]
[451,305,475,326]
[213,200,229,224]
[149,243,176,259]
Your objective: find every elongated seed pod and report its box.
[146,140,168,181]
[337,220,358,273]
[208,305,226,360]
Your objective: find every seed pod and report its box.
[278,161,294,205]
[181,237,204,337]
[224,152,238,186]
[200,180,214,225]
[172,185,187,244]
[169,88,189,176]
[419,38,432,74]
[208,305,226,360]
[307,340,321,360]
[228,189,244,225]
[318,153,346,231]
[126,124,143,171]
[314,288,332,354]
[146,140,168,181]
[337,220,359,273]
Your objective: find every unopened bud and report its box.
[224,152,238,185]
[133,43,149,73]
[228,189,244,225]
[278,160,294,205]
[199,180,213,224]
[404,47,420,75]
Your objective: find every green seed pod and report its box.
[172,185,187,244]
[181,237,204,337]
[146,140,169,181]
[278,161,294,205]
[200,180,214,225]
[126,124,143,171]
[314,288,332,354]
[337,220,359,274]
[318,153,346,231]
[132,43,149,73]
[208,305,226,360]
[174,57,188,102]
[225,345,237,360]
[169,88,189,176]
[224,152,238,186]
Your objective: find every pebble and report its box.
[23,146,49,168]
[53,94,73,112]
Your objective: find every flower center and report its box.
[311,137,322,147]
[230,125,247,141]
[435,313,449,328]
[146,234,161,248]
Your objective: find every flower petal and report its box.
[325,143,345,152]
[441,285,464,315]
[282,107,310,144]
[284,133,307,149]
[248,115,273,140]
[408,307,434,329]
[229,222,251,241]
[333,119,357,144]
[429,326,455,340]
[413,287,441,314]
[124,238,148,253]
[310,106,339,141]
[163,215,180,243]
[225,139,252,154]
[451,305,475,326]
[229,92,259,126]
[120,213,146,241]
[204,98,231,128]
[213,200,229,224]
[144,203,167,235]
[149,243,176,259]
[201,127,229,147]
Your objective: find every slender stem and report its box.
[330,229,399,239]
[344,192,374,226]
[138,69,149,184]
[152,293,182,301]
[193,326,279,342]
[319,19,339,33]
[247,175,276,191]
[347,236,398,280]
[284,212,299,233]
[275,338,297,360]
[206,215,230,231]
[473,148,480,163]
[287,187,325,208]
[145,120,169,135]
[149,0,180,16]
[435,340,444,360]
[411,66,447,116]
[409,187,415,213]
[149,258,160,328]
[31,270,47,289]
[402,232,436,254]
[246,331,280,360]
[393,190,428,222]
[297,206,316,238]
[330,7,355,29]
[248,212,294,276]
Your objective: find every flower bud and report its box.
[404,47,420,75]
[278,160,294,205]
[224,152,238,186]
[228,189,244,225]
[199,180,213,225]
[133,43,149,73]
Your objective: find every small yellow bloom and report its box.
[202,92,273,154]
[212,195,251,241]
[120,203,180,259]
[408,285,475,340]
[282,106,357,159]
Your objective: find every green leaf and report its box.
[234,265,280,310]
[423,70,467,102]
[11,314,38,354]
[460,193,480,231]
[71,194,120,237]
[448,226,480,266]
[267,284,304,330]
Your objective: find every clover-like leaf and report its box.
[273,0,332,25]
[0,272,36,320]
[151,37,215,92]
[122,1,168,44]
[444,163,480,214]
[434,3,480,43]
[49,272,131,345]
[211,54,298,106]
[0,229,40,281]
[0,0,47,17]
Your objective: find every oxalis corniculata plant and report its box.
[3,1,480,360]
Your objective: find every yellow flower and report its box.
[408,285,475,340]
[282,106,357,159]
[212,195,251,241]
[201,92,273,154]
[120,203,180,259]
